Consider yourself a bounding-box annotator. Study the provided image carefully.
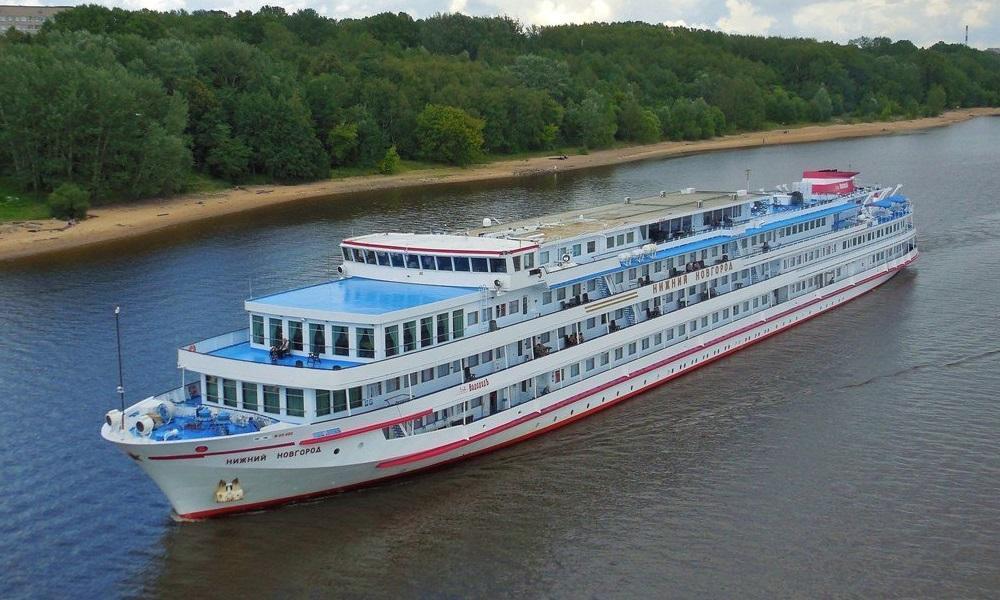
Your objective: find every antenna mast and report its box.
[114,305,126,429]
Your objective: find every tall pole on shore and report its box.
[115,305,126,429]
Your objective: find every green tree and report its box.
[809,86,833,121]
[564,91,617,149]
[416,104,484,166]
[48,183,90,219]
[327,123,359,166]
[378,146,401,174]
[926,84,947,115]
[618,98,661,143]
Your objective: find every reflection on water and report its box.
[2,119,1000,598]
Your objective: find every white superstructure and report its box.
[102,169,918,518]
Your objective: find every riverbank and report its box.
[1,108,997,262]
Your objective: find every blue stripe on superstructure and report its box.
[551,202,857,289]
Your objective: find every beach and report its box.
[1,107,996,262]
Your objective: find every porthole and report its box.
[334,448,340,455]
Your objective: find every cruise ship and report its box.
[102,169,918,519]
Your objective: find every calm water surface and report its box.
[1,119,999,598]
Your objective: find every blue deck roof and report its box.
[250,277,478,315]
[211,342,361,369]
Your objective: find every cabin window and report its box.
[420,255,436,270]
[316,390,331,416]
[436,256,453,271]
[542,292,552,305]
[571,364,580,377]
[437,364,450,378]
[222,379,237,407]
[332,390,347,413]
[453,256,471,271]
[390,253,405,267]
[587,241,596,253]
[628,342,637,355]
[467,311,479,325]
[342,248,351,262]
[512,256,521,271]
[310,323,326,355]
[437,313,449,343]
[539,251,550,264]
[489,258,507,272]
[600,352,610,366]
[403,321,416,351]
[252,315,264,345]
[524,253,535,268]
[376,252,390,266]
[348,387,363,410]
[333,326,349,356]
[268,318,283,344]
[352,249,364,262]
[452,310,464,338]
[572,244,582,257]
[286,389,305,417]
[364,250,376,264]
[586,358,595,371]
[289,321,303,351]
[242,382,258,411]
[471,257,489,272]
[385,325,399,356]
[606,236,615,249]
[205,376,219,403]
[654,333,662,345]
[420,317,434,347]
[615,348,624,360]
[357,328,375,358]
[617,234,625,246]
[405,254,420,269]
[421,368,434,383]
[263,386,280,414]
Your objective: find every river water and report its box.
[1,118,999,598]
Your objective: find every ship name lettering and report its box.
[275,447,323,460]
[467,378,490,391]
[225,454,267,465]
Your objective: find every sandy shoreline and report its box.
[2,108,997,263]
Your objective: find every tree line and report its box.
[1,5,998,210]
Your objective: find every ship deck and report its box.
[210,342,361,370]
[247,277,479,314]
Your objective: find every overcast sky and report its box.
[17,0,1000,49]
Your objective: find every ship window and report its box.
[390,253,405,267]
[617,234,625,246]
[348,387,363,410]
[263,386,280,414]
[524,253,535,268]
[600,352,610,365]
[269,318,283,345]
[376,252,390,266]
[342,248,352,261]
[453,256,471,271]
[437,364,450,378]
[587,241,596,253]
[401,321,416,352]
[628,342,637,355]
[289,321,303,351]
[471,257,489,272]
[467,311,479,325]
[333,326,349,356]
[205,376,219,403]
[421,368,434,383]
[286,388,305,417]
[316,390,331,416]
[571,364,580,377]
[666,328,674,340]
[586,358,595,371]
[420,255,436,270]
[310,323,326,355]
[678,323,686,335]
[437,313,449,343]
[420,317,434,347]
[572,244,582,257]
[452,310,464,338]
[405,254,420,269]
[364,250,376,264]
[615,348,624,360]
[333,390,347,413]
[242,382,258,411]
[436,256,453,270]
[385,325,399,357]
[606,236,615,249]
[654,333,662,345]
[489,258,507,272]
[252,315,264,345]
[357,328,375,358]
[222,379,237,407]
[352,249,364,262]
[642,338,650,350]
[542,292,552,304]
[512,255,521,271]
[540,251,550,264]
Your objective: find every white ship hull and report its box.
[104,252,916,518]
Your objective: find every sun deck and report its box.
[247,277,479,315]
[210,342,361,369]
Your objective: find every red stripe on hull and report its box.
[148,442,294,461]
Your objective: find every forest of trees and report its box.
[1,5,999,208]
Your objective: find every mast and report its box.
[114,305,126,429]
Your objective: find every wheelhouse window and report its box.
[263,386,280,414]
[453,256,471,271]
[357,327,375,359]
[471,257,489,272]
[489,258,507,272]
[512,255,521,271]
[436,256,453,270]
[242,382,258,411]
[222,378,237,407]
[252,315,264,345]
[342,248,351,261]
[376,252,390,266]
[352,248,364,262]
[309,323,326,355]
[364,250,376,264]
[289,321,303,351]
[385,325,399,357]
[390,253,405,267]
[405,254,420,269]
[205,376,219,403]
[333,326,349,356]
[420,255,436,270]
[286,388,305,417]
[316,390,331,416]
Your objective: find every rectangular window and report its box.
[316,390,331,416]
[288,321,303,351]
[628,342,637,355]
[540,251,550,264]
[420,317,434,347]
[587,241,596,253]
[348,387,363,410]
[269,318,283,344]
[242,382,258,411]
[436,256,453,271]
[385,325,399,357]
[615,348,624,360]
[654,333,662,345]
[252,315,264,345]
[471,257,489,272]
[489,258,507,272]
[524,253,535,268]
[437,313,449,343]
[437,364,450,378]
[570,363,580,377]
[586,358,595,371]
[376,252,390,266]
[332,390,347,413]
[543,292,553,304]
[403,321,417,352]
[309,323,326,355]
[332,326,349,356]
[286,388,305,417]
[390,253,405,267]
[420,255,436,270]
[205,376,219,403]
[263,385,280,414]
[452,256,471,271]
[600,352,610,366]
[222,378,237,407]
[641,338,650,350]
[606,236,615,249]
[405,254,420,269]
[357,327,375,358]
[421,368,434,383]
[452,310,464,338]
[467,311,479,325]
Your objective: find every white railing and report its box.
[183,329,249,354]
